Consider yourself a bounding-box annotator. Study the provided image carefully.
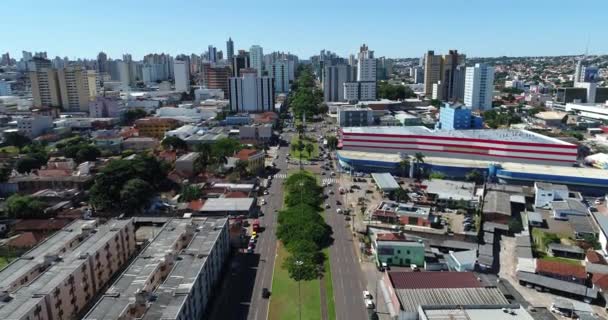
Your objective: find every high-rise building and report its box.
[436,103,483,130]
[441,50,466,101]
[323,64,356,102]
[423,50,442,96]
[271,60,290,93]
[203,64,231,96]
[173,59,190,93]
[0,80,12,95]
[574,59,599,84]
[343,81,376,101]
[229,70,274,113]
[227,37,234,60]
[208,45,217,63]
[1,52,11,66]
[58,66,92,111]
[412,66,424,84]
[232,50,250,77]
[464,63,494,111]
[97,51,108,73]
[250,45,264,77]
[22,51,33,62]
[357,44,376,82]
[30,68,61,107]
[28,57,52,72]
[217,50,224,61]
[348,54,356,66]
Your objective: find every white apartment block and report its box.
[0,219,136,320]
[343,81,376,102]
[173,60,190,93]
[229,72,274,112]
[464,63,494,111]
[17,115,53,138]
[271,60,290,93]
[84,218,229,320]
[250,45,264,77]
[0,80,12,95]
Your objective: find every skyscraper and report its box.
[226,37,234,60]
[323,64,356,102]
[30,68,61,107]
[441,50,466,101]
[464,63,494,111]
[229,70,274,113]
[57,66,91,111]
[344,44,377,101]
[250,45,264,77]
[173,60,190,93]
[423,50,442,96]
[357,44,376,82]
[271,60,290,93]
[208,45,217,63]
[232,50,250,77]
[97,52,108,74]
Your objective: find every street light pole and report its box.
[295,259,304,320]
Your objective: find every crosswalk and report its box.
[273,173,288,179]
[322,178,338,184]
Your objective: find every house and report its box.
[372,232,425,267]
[372,200,431,226]
[482,191,512,224]
[422,179,478,208]
[175,152,199,176]
[527,211,544,227]
[552,199,588,220]
[547,243,585,260]
[445,249,477,271]
[234,149,265,174]
[534,182,569,208]
[199,198,256,217]
[536,259,588,284]
[122,137,159,151]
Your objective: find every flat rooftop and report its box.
[201,198,254,212]
[422,179,477,202]
[0,219,97,291]
[341,126,572,146]
[0,219,133,320]
[371,173,400,191]
[84,217,227,320]
[421,305,534,320]
[395,287,508,312]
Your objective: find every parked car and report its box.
[325,203,331,209]
[345,216,351,221]
[363,290,373,300]
[262,288,271,299]
[365,299,375,309]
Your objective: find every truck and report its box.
[252,219,261,232]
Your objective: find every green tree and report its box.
[429,171,446,180]
[296,124,305,138]
[465,169,484,184]
[508,218,523,234]
[179,185,202,202]
[234,160,249,178]
[398,159,410,177]
[121,108,147,125]
[75,145,101,163]
[6,194,44,218]
[283,251,320,281]
[194,143,213,173]
[377,81,415,100]
[305,143,314,158]
[392,188,410,203]
[430,99,441,108]
[325,135,338,151]
[15,155,46,173]
[413,152,425,179]
[0,164,12,182]
[161,136,187,151]
[120,178,153,214]
[3,132,31,149]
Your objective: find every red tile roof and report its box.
[587,250,607,265]
[8,232,42,248]
[225,191,248,198]
[536,259,587,279]
[13,219,72,232]
[377,233,410,242]
[388,272,482,289]
[236,149,259,161]
[592,273,608,290]
[188,199,204,211]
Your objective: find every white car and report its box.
[263,190,269,195]
[261,199,266,205]
[363,290,372,300]
[364,298,375,309]
[595,199,602,205]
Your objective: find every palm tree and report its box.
[194,143,212,174]
[305,143,314,159]
[413,152,425,179]
[297,140,305,169]
[398,159,410,178]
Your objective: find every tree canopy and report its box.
[89,154,170,213]
[3,132,31,149]
[377,81,415,100]
[6,194,45,218]
[121,108,147,125]
[161,136,188,151]
[288,66,323,120]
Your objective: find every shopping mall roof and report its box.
[340,126,573,145]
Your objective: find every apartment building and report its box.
[58,66,91,111]
[0,219,136,320]
[84,217,229,320]
[30,68,61,107]
[134,118,180,139]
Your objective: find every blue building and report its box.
[436,103,483,130]
[223,115,251,126]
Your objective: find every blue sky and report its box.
[4,0,608,60]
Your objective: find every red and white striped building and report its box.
[339,127,578,166]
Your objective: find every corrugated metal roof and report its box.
[371,173,400,191]
[395,287,508,312]
[516,271,597,298]
[389,271,482,289]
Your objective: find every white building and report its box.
[357,45,376,82]
[194,88,224,101]
[271,60,290,93]
[229,71,274,113]
[0,80,12,95]
[534,182,569,208]
[173,60,190,93]
[343,81,376,102]
[464,63,494,111]
[89,97,124,118]
[17,115,53,138]
[323,64,356,102]
[250,45,264,77]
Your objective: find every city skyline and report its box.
[4,0,608,60]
